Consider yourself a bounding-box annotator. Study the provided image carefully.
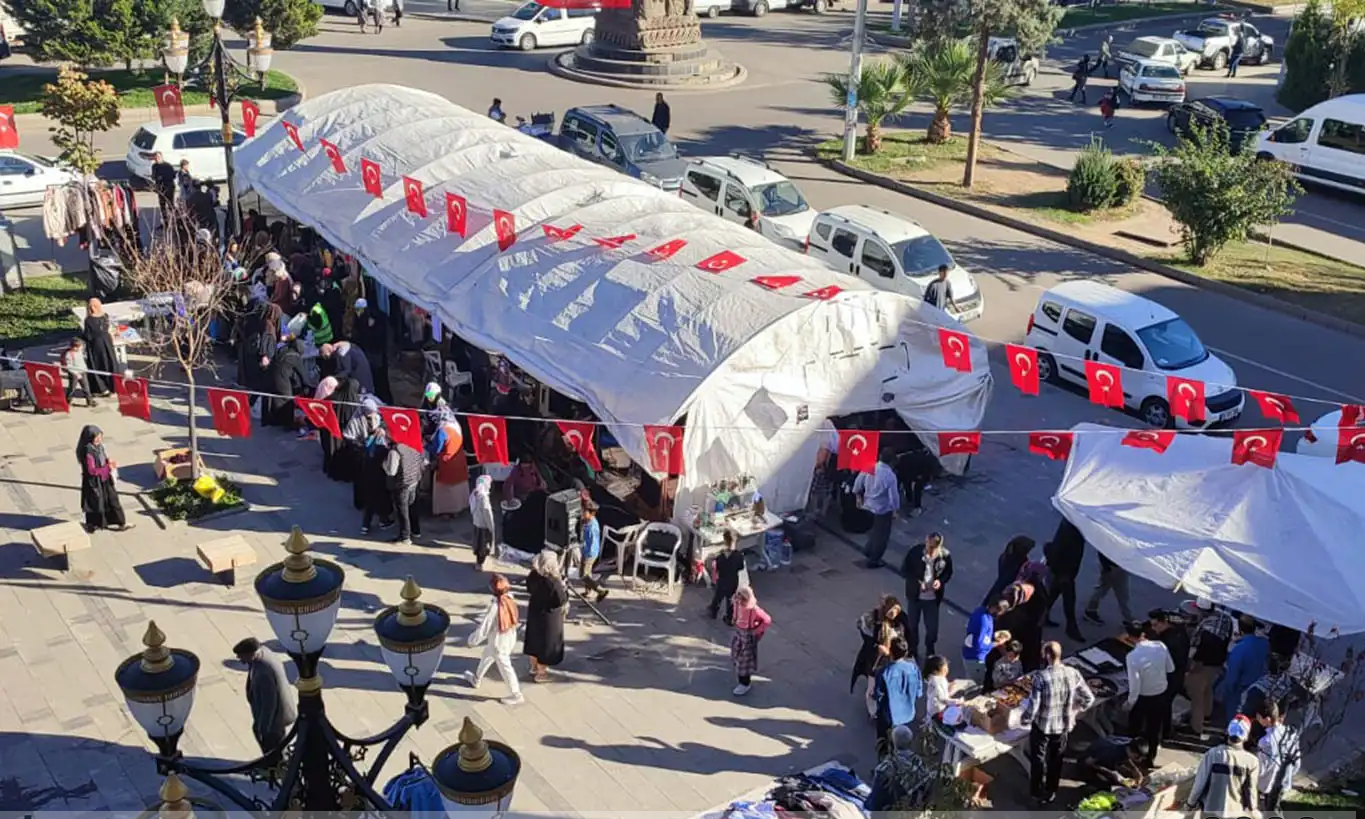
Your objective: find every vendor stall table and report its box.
[692,760,868,819]
[689,510,784,587]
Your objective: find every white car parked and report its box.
[490,2,597,50]
[1297,410,1365,459]
[1119,58,1187,106]
[1117,36,1199,76]
[680,156,816,251]
[124,117,246,184]
[0,150,79,209]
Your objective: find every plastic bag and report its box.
[193,475,226,504]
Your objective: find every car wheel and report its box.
[1037,351,1058,384]
[1141,397,1173,429]
[1167,113,1178,134]
[1212,50,1227,70]
[580,28,594,44]
[1259,46,1273,64]
[1256,151,1275,162]
[344,0,357,15]
[751,0,767,16]
[813,0,828,12]
[518,32,537,50]
[707,4,720,15]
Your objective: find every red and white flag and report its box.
[556,421,602,471]
[23,362,68,413]
[446,193,468,237]
[1122,429,1175,454]
[380,407,423,451]
[0,105,18,149]
[281,119,304,152]
[645,239,686,261]
[493,209,517,252]
[644,425,685,475]
[114,374,151,421]
[752,275,801,290]
[1166,376,1206,424]
[468,414,510,465]
[402,176,427,218]
[594,234,636,249]
[1341,405,1365,428]
[802,285,843,301]
[241,100,260,138]
[696,250,746,273]
[1337,426,1365,465]
[361,158,383,198]
[152,84,185,128]
[938,328,972,373]
[837,429,879,474]
[294,397,341,438]
[543,224,582,242]
[1028,431,1072,461]
[320,139,346,173]
[207,388,252,438]
[1231,428,1282,469]
[1085,361,1124,408]
[1005,344,1039,396]
[1248,390,1299,424]
[938,431,981,456]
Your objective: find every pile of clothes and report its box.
[715,767,869,819]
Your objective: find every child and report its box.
[709,530,746,625]
[470,475,495,570]
[730,586,771,696]
[62,338,94,407]
[1099,89,1118,129]
[575,501,608,603]
[923,655,954,721]
[991,640,1024,690]
[461,573,524,706]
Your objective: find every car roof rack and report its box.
[728,153,772,170]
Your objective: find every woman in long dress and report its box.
[263,337,308,428]
[327,378,363,482]
[80,298,118,396]
[461,574,525,706]
[524,549,568,682]
[430,415,469,517]
[76,425,129,531]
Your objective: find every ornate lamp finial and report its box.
[141,621,174,674]
[158,773,193,819]
[169,17,181,34]
[457,717,493,773]
[396,576,427,627]
[282,525,317,583]
[254,17,266,39]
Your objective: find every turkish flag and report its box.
[1336,426,1365,465]
[1085,361,1124,408]
[837,429,879,473]
[543,224,582,242]
[241,100,260,138]
[594,234,636,249]
[645,239,686,261]
[556,421,602,471]
[380,407,423,451]
[24,362,68,413]
[294,397,341,438]
[802,285,844,301]
[0,105,18,149]
[1122,429,1175,454]
[493,209,517,252]
[281,120,304,152]
[644,425,685,475]
[1341,404,1365,428]
[361,158,383,198]
[320,139,346,173]
[938,328,972,373]
[208,93,217,110]
[1005,344,1039,396]
[153,84,185,127]
[446,193,468,237]
[1249,390,1299,424]
[696,250,746,273]
[114,374,151,421]
[1231,428,1282,469]
[468,414,510,465]
[752,275,801,290]
[1028,431,1072,461]
[1166,376,1206,424]
[938,431,981,456]
[402,176,428,218]
[207,388,251,438]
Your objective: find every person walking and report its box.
[964,598,1010,682]
[232,637,297,765]
[874,636,921,757]
[573,501,609,603]
[1069,55,1092,104]
[358,417,395,535]
[152,152,177,225]
[80,298,118,396]
[851,594,909,718]
[1255,702,1300,813]
[923,264,957,313]
[901,532,953,659]
[1148,609,1190,740]
[1098,33,1114,78]
[1186,718,1260,815]
[383,433,424,545]
[1125,622,1174,767]
[730,586,771,696]
[461,574,524,705]
[1024,641,1095,806]
[76,425,130,532]
[1044,520,1086,641]
[62,338,95,407]
[651,92,671,134]
[853,449,900,569]
[1083,552,1133,625]
[1220,615,1269,727]
[470,475,496,570]
[1099,88,1118,129]
[1227,33,1244,77]
[707,529,746,624]
[1186,599,1235,739]
[524,549,568,683]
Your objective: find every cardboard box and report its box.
[154,447,204,482]
[969,702,1013,734]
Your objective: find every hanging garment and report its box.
[64,185,87,232]
[42,187,68,240]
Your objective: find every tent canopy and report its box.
[234,85,991,516]
[1053,423,1365,634]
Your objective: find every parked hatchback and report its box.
[125,117,246,185]
[490,1,598,50]
[680,156,815,250]
[558,104,686,191]
[0,150,79,209]
[1167,97,1267,153]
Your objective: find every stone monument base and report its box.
[551,42,746,89]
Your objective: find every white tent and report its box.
[1053,423,1365,634]
[234,85,992,519]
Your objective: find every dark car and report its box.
[558,104,686,191]
[1166,97,1267,153]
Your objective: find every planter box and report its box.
[154,448,205,482]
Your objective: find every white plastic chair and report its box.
[631,522,683,595]
[444,360,473,400]
[422,350,443,383]
[604,522,645,580]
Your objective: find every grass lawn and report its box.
[815,133,998,176]
[1060,1,1226,28]
[0,273,86,342]
[0,69,298,116]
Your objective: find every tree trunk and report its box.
[864,119,883,154]
[187,373,202,480]
[962,25,991,189]
[928,109,952,143]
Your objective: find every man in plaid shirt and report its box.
[1025,641,1096,804]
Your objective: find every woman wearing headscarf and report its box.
[430,415,469,518]
[851,594,909,717]
[77,426,130,531]
[80,298,118,396]
[984,535,1035,607]
[524,549,568,683]
[263,335,308,428]
[470,474,496,570]
[326,378,362,483]
[461,573,524,705]
[345,394,384,509]
[731,586,772,697]
[314,376,340,474]
[358,416,395,535]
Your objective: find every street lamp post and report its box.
[115,526,520,815]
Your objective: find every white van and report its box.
[1256,94,1365,196]
[805,205,984,322]
[490,1,598,50]
[1023,281,1243,428]
[680,156,815,250]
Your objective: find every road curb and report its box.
[547,50,749,91]
[821,156,1365,340]
[867,8,1231,47]
[10,83,304,128]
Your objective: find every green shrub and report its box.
[1112,157,1146,208]
[1067,137,1119,212]
[150,476,244,521]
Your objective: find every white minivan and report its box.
[680,156,816,251]
[1023,281,1243,428]
[490,2,598,50]
[1256,94,1365,196]
[805,205,984,322]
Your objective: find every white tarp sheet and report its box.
[1053,423,1365,634]
[234,85,992,517]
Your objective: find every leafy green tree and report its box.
[1327,0,1365,97]
[897,38,1011,144]
[222,0,323,50]
[1147,123,1301,265]
[821,60,910,155]
[41,66,121,176]
[7,0,121,65]
[1278,0,1333,110]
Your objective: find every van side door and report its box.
[1313,118,1365,193]
[719,180,754,226]
[828,227,860,276]
[1096,321,1147,409]
[858,237,901,294]
[682,169,723,214]
[1052,306,1097,385]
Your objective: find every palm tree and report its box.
[897,39,1012,144]
[821,60,909,155]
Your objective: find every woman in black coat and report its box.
[263,338,308,428]
[524,549,569,682]
[77,425,129,531]
[80,299,119,396]
[983,535,1035,607]
[325,378,362,482]
[850,594,908,718]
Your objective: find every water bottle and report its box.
[780,537,793,566]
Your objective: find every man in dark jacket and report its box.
[233,638,297,764]
[1044,518,1086,641]
[351,298,392,403]
[651,93,671,134]
[900,532,954,658]
[151,152,178,224]
[384,436,425,545]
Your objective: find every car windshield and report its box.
[511,2,544,19]
[1142,65,1182,78]
[1197,20,1229,36]
[891,235,954,277]
[132,128,157,150]
[1128,40,1161,57]
[1136,318,1209,370]
[620,131,676,162]
[1221,108,1266,129]
[752,181,808,217]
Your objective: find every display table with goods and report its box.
[685,475,788,586]
[693,760,870,819]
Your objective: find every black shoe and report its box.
[1066,627,1086,642]
[1083,610,1104,625]
[863,559,885,569]
[1044,617,1060,627]
[596,589,609,603]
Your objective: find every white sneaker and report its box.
[461,671,480,689]
[501,694,525,706]
[732,683,751,696]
